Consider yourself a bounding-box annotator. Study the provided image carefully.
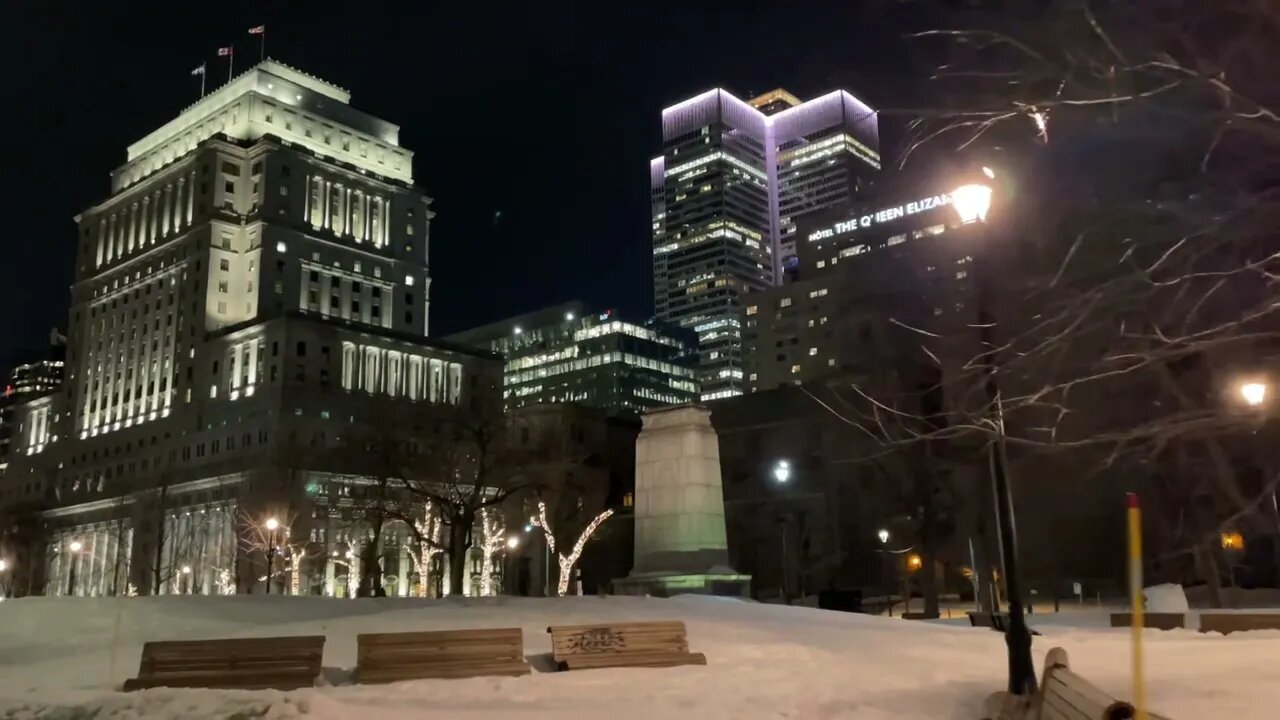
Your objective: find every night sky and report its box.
[1,0,933,371]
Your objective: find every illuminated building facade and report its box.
[0,60,503,599]
[741,184,976,392]
[651,88,879,400]
[449,302,699,417]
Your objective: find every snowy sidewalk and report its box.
[0,595,1275,719]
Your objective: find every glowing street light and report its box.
[564,312,575,321]
[772,459,791,484]
[0,559,8,572]
[264,517,281,595]
[950,184,994,224]
[66,540,83,597]
[1239,381,1268,408]
[878,528,890,545]
[506,536,521,550]
[907,554,924,572]
[952,169,1035,697]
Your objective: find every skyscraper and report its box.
[651,88,879,400]
[0,60,501,597]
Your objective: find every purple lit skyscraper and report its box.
[651,87,879,399]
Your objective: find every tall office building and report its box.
[0,60,501,598]
[0,330,67,479]
[651,87,879,400]
[449,302,699,416]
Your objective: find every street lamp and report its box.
[878,528,890,545]
[506,536,520,549]
[951,175,1037,698]
[1240,381,1268,408]
[181,565,192,594]
[264,517,280,595]
[772,459,791,484]
[67,540,83,597]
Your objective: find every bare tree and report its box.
[817,0,1280,602]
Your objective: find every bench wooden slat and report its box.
[354,627,530,683]
[125,635,324,691]
[547,620,704,672]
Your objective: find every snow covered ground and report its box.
[0,594,1275,719]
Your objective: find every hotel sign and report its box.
[807,194,952,241]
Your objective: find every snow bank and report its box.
[0,594,1275,719]
[1145,584,1190,613]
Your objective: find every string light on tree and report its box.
[530,500,615,596]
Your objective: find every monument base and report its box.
[612,569,752,598]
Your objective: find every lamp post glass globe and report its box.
[69,540,83,553]
[265,517,280,531]
[506,536,520,549]
[523,523,533,533]
[773,459,791,483]
[950,184,993,224]
[878,528,890,545]
[181,565,192,575]
[1240,381,1267,407]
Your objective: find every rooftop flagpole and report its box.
[248,25,266,63]
[217,46,234,83]
[191,62,207,98]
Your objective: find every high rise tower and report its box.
[651,88,879,400]
[0,61,501,598]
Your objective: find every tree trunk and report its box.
[448,519,470,596]
[917,473,941,619]
[1193,541,1224,608]
[358,521,386,597]
[151,484,168,596]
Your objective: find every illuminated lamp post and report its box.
[265,517,280,595]
[67,540,84,597]
[951,170,1036,697]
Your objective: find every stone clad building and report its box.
[0,60,502,598]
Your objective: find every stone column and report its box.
[614,404,749,597]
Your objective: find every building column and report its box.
[398,545,409,596]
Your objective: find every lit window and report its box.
[790,365,801,374]
[808,288,828,299]
[209,385,217,398]
[816,260,826,269]
[827,358,835,367]
[745,305,758,316]
[809,347,817,356]
[749,373,757,382]
[956,271,968,279]
[779,298,792,308]
[276,241,286,253]
[405,275,415,287]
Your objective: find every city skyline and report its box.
[0,2,928,373]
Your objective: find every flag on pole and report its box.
[248,25,265,34]
[190,63,206,76]
[217,46,233,57]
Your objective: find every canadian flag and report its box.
[217,46,233,57]
[248,25,265,35]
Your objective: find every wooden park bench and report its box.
[123,635,325,691]
[985,647,1170,720]
[354,628,530,683]
[969,612,1042,635]
[1198,612,1280,635]
[1108,613,1186,631]
[546,620,706,671]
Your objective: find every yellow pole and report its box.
[1127,493,1147,720]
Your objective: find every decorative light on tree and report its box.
[530,500,615,596]
[406,500,444,597]
[478,507,507,596]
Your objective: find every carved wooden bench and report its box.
[546,620,706,671]
[123,635,325,691]
[1198,612,1280,635]
[354,628,530,683]
[985,647,1170,719]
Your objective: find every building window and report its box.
[790,365,801,374]
[745,305,758,316]
[219,259,230,271]
[217,280,228,293]
[809,347,818,356]
[216,301,227,314]
[297,341,306,357]
[779,298,792,308]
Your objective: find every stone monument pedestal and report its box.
[612,404,751,598]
